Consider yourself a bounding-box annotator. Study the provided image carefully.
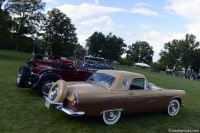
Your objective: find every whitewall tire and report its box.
[167,99,180,116]
[101,110,121,125]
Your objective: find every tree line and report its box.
[0,0,77,56]
[0,0,200,73]
[158,34,200,73]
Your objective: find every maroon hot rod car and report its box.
[27,55,74,67]
[16,61,93,96]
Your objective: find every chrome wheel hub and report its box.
[109,111,115,118]
[17,72,22,84]
[49,85,59,100]
[170,103,177,114]
[42,81,54,95]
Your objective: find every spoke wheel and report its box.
[38,77,58,96]
[41,80,55,96]
[167,99,180,116]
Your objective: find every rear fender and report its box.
[31,71,62,89]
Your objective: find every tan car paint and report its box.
[59,70,186,116]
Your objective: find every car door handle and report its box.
[128,92,134,96]
[145,99,154,103]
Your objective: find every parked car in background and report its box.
[194,74,200,80]
[80,62,96,70]
[16,63,94,96]
[44,70,186,125]
[165,69,173,74]
[172,71,185,78]
[95,63,114,70]
[151,69,160,73]
[185,73,200,80]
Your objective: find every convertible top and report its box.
[96,70,145,79]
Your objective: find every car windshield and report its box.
[86,73,115,88]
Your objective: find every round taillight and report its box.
[72,99,78,107]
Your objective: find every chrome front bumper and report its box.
[44,96,85,116]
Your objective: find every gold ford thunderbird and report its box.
[44,70,186,125]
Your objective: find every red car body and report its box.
[27,55,74,67]
[17,60,94,96]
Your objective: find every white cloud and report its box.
[125,32,134,36]
[125,31,186,61]
[139,24,152,30]
[134,2,153,7]
[57,3,127,20]
[186,22,200,39]
[165,0,200,41]
[165,0,200,22]
[80,16,113,26]
[95,0,99,5]
[131,7,160,17]
[78,34,89,47]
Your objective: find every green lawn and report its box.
[0,50,200,133]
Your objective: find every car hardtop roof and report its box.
[96,70,145,78]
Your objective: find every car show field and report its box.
[0,50,200,133]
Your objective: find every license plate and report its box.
[45,101,50,108]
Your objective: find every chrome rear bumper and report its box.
[44,96,85,116]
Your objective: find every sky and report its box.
[44,0,200,61]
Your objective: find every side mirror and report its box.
[149,83,155,86]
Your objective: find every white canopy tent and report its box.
[134,62,150,68]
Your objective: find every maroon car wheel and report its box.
[16,66,30,88]
[38,77,58,96]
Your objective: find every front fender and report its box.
[31,71,62,90]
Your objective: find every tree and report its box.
[159,34,200,72]
[86,32,127,61]
[103,33,127,61]
[86,31,106,57]
[42,8,78,56]
[191,48,200,73]
[4,0,45,51]
[126,41,154,65]
[0,4,14,49]
[74,44,86,59]
[179,34,200,72]
[159,39,181,70]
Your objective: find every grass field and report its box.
[0,50,200,133]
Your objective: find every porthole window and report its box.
[122,79,128,86]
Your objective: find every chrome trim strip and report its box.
[57,106,85,116]
[44,96,63,105]
[100,109,123,115]
[44,96,85,116]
